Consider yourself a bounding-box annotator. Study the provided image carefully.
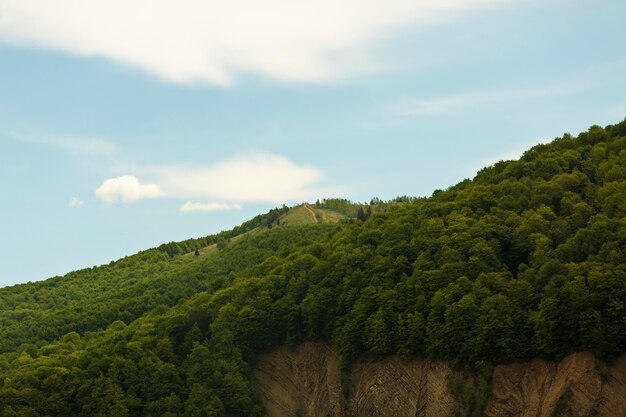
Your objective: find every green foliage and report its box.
[0,119,625,416]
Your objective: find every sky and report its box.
[1,0,626,286]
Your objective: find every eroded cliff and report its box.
[486,352,626,417]
[254,342,344,417]
[254,342,626,417]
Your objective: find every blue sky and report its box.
[1,0,625,286]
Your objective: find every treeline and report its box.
[0,120,625,416]
[157,205,291,257]
[315,197,420,223]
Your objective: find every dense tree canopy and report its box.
[0,120,625,416]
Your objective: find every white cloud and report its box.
[152,153,333,203]
[68,196,86,209]
[0,0,502,85]
[398,85,589,116]
[180,201,241,213]
[96,175,164,204]
[94,153,335,208]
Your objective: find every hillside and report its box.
[0,120,625,416]
[0,202,354,354]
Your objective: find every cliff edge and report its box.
[255,342,626,417]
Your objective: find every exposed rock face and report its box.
[254,342,626,417]
[485,352,626,417]
[255,342,457,417]
[254,342,344,417]
[349,356,456,417]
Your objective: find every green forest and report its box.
[0,120,625,416]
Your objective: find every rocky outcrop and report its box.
[485,352,626,417]
[254,342,344,417]
[254,342,626,417]
[349,356,456,417]
[254,342,458,417]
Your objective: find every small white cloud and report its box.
[96,175,164,204]
[180,201,241,213]
[152,153,334,203]
[0,0,504,86]
[68,196,86,209]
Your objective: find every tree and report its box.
[81,376,129,417]
[184,384,225,417]
[363,309,394,355]
[356,207,366,222]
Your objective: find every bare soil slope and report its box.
[255,342,458,417]
[485,352,626,417]
[349,356,457,417]
[254,342,344,417]
[255,342,626,417]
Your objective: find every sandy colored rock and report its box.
[255,342,458,417]
[485,352,626,417]
[254,342,344,417]
[255,342,626,417]
[349,356,456,417]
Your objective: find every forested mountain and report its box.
[0,120,625,417]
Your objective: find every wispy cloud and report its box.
[94,152,335,208]
[68,196,86,209]
[180,202,241,213]
[398,85,586,116]
[95,175,164,204]
[4,130,117,157]
[0,0,506,86]
[151,153,333,203]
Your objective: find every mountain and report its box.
[0,120,625,417]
